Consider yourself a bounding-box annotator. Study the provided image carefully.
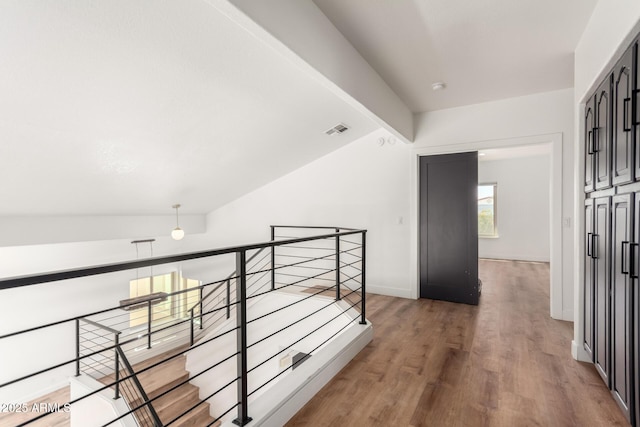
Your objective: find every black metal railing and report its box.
[0,225,367,426]
[188,247,271,346]
[115,346,162,426]
[76,318,161,426]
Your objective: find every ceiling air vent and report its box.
[324,123,349,136]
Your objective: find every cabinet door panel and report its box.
[584,198,595,359]
[585,98,596,192]
[634,190,640,427]
[611,194,633,421]
[594,196,611,385]
[633,41,640,182]
[613,49,634,186]
[595,78,613,190]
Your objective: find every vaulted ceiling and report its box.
[0,1,377,216]
[0,0,598,219]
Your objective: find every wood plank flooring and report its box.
[0,387,70,427]
[286,259,630,427]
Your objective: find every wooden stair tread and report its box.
[172,406,219,427]
[155,384,205,423]
[100,346,220,426]
[161,398,210,426]
[153,383,199,413]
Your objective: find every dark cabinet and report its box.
[584,198,595,359]
[613,48,635,186]
[586,96,596,192]
[611,194,634,421]
[633,192,640,427]
[595,78,613,191]
[593,196,611,384]
[634,42,640,182]
[585,38,640,427]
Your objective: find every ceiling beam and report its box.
[205,0,414,143]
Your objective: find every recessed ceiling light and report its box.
[479,152,486,156]
[432,82,446,91]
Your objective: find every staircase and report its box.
[103,346,218,426]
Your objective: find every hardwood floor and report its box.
[2,260,628,426]
[286,259,630,427]
[0,387,70,427]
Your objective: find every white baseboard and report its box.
[367,284,413,299]
[571,340,591,362]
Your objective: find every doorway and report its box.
[477,144,551,263]
[410,133,564,319]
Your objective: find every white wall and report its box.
[201,128,414,298]
[574,0,640,103]
[198,88,574,313]
[478,154,551,262]
[573,1,640,360]
[0,215,206,247]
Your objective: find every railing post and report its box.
[226,278,231,319]
[114,333,120,400]
[75,319,80,377]
[360,231,367,325]
[147,299,152,349]
[190,309,195,346]
[199,286,204,330]
[335,228,341,301]
[270,226,276,291]
[233,250,252,426]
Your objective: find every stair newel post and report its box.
[114,332,120,400]
[270,226,276,291]
[233,249,252,426]
[199,286,204,330]
[75,319,80,377]
[360,231,367,325]
[335,228,341,301]
[147,299,152,349]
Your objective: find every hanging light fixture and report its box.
[120,239,167,311]
[171,204,185,240]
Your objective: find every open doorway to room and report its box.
[476,143,552,306]
[477,144,551,261]
[412,134,564,320]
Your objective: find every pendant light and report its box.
[120,239,167,311]
[171,204,185,240]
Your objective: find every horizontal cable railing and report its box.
[188,247,271,346]
[0,226,366,426]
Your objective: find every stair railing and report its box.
[76,317,161,426]
[188,247,270,346]
[0,226,367,427]
[115,346,162,427]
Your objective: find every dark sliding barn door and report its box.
[419,152,479,305]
